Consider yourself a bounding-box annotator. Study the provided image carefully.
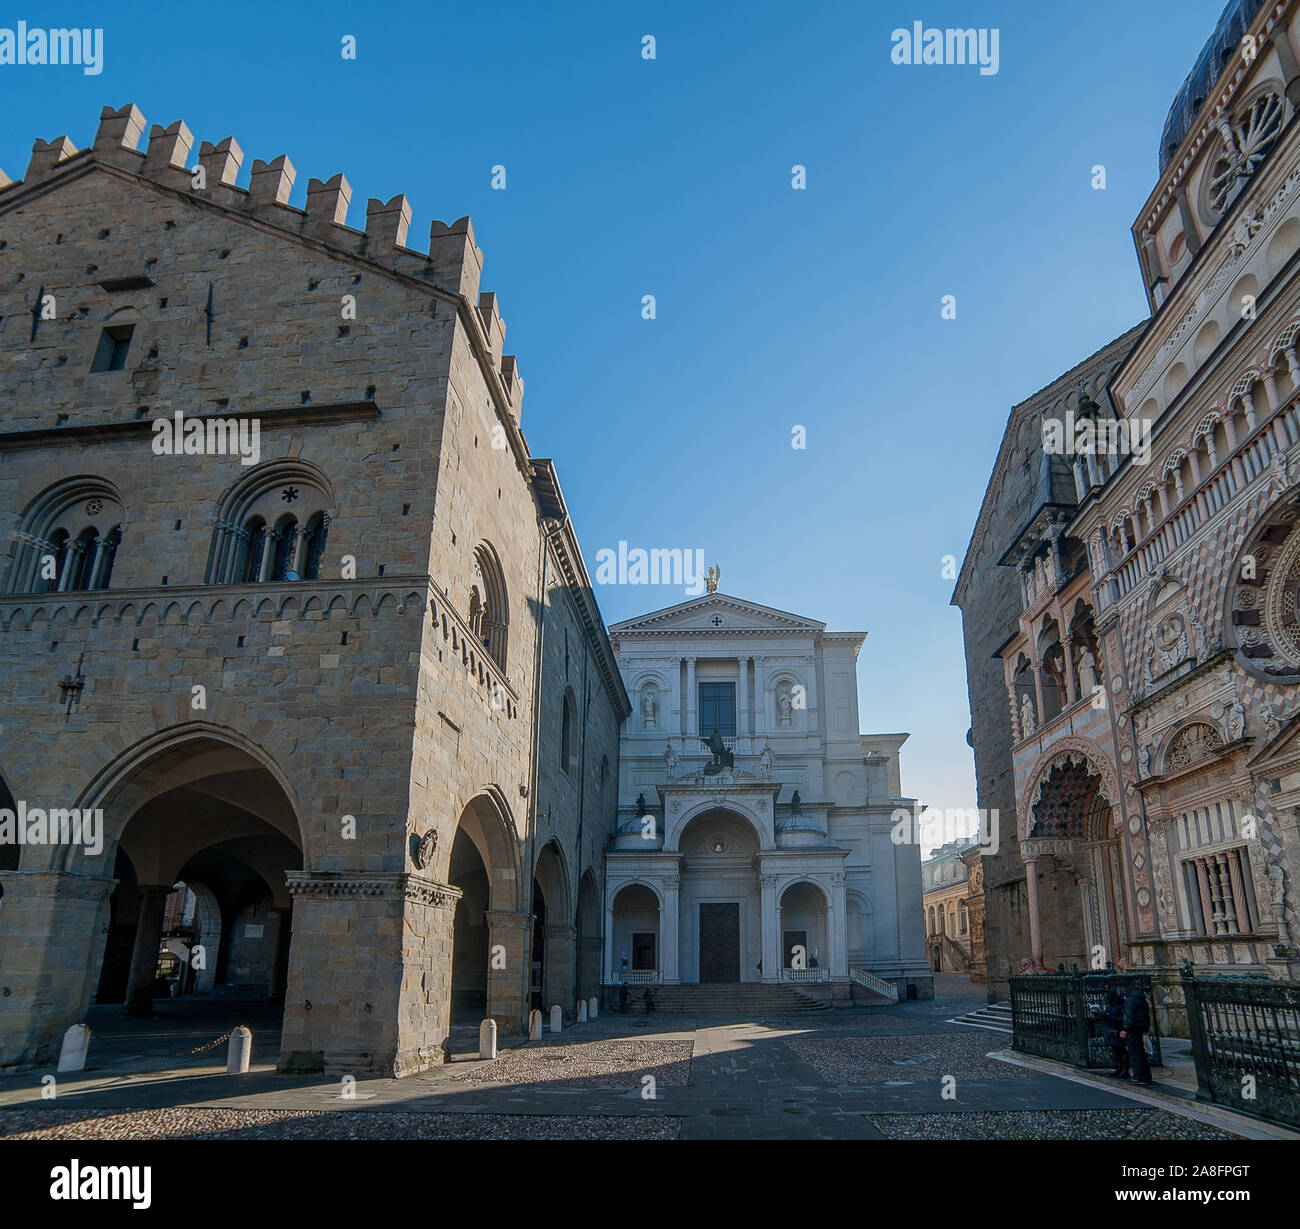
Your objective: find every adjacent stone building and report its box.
[955,0,1300,1030]
[0,104,627,1074]
[604,591,931,1001]
[922,837,977,974]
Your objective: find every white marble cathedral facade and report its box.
[602,592,931,1000]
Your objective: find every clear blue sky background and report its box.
[1,0,1229,847]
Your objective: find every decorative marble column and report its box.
[685,656,697,740]
[829,874,848,978]
[1023,857,1045,971]
[661,877,680,984]
[124,885,171,1015]
[759,874,781,982]
[737,656,750,744]
[754,656,767,735]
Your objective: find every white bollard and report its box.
[528,1009,542,1040]
[550,1004,562,1034]
[589,996,598,1020]
[479,1018,498,1060]
[578,999,588,1023]
[226,1025,252,1074]
[57,1024,91,1073]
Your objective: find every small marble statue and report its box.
[1262,703,1283,743]
[1020,692,1037,737]
[663,741,678,780]
[1227,691,1246,741]
[759,743,774,780]
[641,688,657,728]
[1077,645,1099,696]
[778,687,793,726]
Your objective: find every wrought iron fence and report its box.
[1008,965,1162,1069]
[1181,962,1300,1129]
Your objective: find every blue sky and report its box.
[0,0,1230,844]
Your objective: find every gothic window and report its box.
[208,463,333,585]
[1037,618,1066,722]
[471,543,509,671]
[6,481,125,594]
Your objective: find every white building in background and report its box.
[603,591,932,1001]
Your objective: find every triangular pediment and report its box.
[609,593,825,635]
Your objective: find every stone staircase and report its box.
[947,1000,1013,1035]
[616,983,829,1014]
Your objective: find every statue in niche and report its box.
[777,683,794,726]
[1227,687,1246,740]
[1077,645,1100,697]
[1020,692,1037,737]
[641,686,658,728]
[1140,743,1154,776]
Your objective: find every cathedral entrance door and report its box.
[699,902,740,982]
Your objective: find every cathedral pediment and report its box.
[609,593,826,636]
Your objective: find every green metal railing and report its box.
[1008,964,1162,1069]
[1181,962,1300,1129]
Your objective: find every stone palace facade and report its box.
[0,103,627,1074]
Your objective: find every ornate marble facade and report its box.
[603,593,931,999]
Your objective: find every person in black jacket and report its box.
[1093,986,1128,1077]
[1120,986,1153,1084]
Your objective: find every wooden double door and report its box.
[698,902,740,983]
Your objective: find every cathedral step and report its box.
[610,984,831,1013]
[947,1001,1013,1033]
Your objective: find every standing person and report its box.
[618,981,629,1014]
[1120,984,1153,1085]
[1094,986,1128,1078]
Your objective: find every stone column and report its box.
[828,874,848,978]
[661,877,680,984]
[686,656,698,740]
[754,656,767,735]
[738,655,750,743]
[543,923,577,1015]
[123,885,171,1015]
[267,905,293,1003]
[0,870,117,1068]
[1061,635,1077,706]
[603,896,617,985]
[486,909,530,1033]
[676,657,685,736]
[255,528,275,583]
[759,874,781,982]
[56,539,86,592]
[86,536,109,589]
[1024,857,1045,971]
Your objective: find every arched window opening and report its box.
[8,481,124,594]
[471,544,509,671]
[208,464,333,585]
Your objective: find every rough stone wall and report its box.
[0,107,625,1072]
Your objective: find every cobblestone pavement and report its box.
[448,1038,693,1088]
[0,1107,681,1140]
[0,978,1268,1141]
[867,1108,1241,1141]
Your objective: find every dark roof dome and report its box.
[776,813,825,834]
[1159,0,1266,174]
